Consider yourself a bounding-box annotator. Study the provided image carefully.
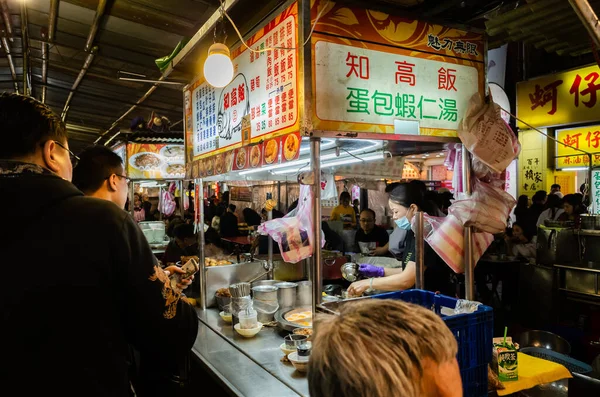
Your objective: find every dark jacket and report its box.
[220,211,239,237]
[0,162,198,397]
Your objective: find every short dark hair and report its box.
[0,92,68,159]
[72,145,124,194]
[228,204,236,212]
[339,191,351,201]
[551,184,561,190]
[173,223,195,240]
[360,208,376,219]
[532,190,547,203]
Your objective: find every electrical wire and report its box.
[222,0,330,53]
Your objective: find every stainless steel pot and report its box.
[252,285,279,323]
[251,279,284,288]
[275,282,297,309]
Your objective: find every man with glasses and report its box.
[0,93,198,397]
[355,208,389,255]
[72,145,130,209]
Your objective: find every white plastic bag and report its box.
[159,182,176,217]
[258,185,323,263]
[423,214,494,274]
[321,171,337,201]
[458,93,520,174]
[449,179,516,234]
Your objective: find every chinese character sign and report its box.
[593,170,600,215]
[517,64,600,128]
[556,126,600,169]
[189,4,298,161]
[314,42,479,132]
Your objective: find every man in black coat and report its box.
[0,93,198,397]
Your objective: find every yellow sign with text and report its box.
[517,64,600,128]
[556,126,600,169]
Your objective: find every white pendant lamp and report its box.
[204,43,234,88]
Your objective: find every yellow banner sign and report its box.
[556,126,600,169]
[517,64,600,128]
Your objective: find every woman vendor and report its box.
[347,182,454,297]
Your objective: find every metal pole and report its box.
[569,0,600,47]
[589,155,594,205]
[414,211,425,290]
[462,146,475,300]
[158,186,163,221]
[267,209,273,279]
[310,137,322,315]
[195,178,207,310]
[129,183,135,218]
[179,180,185,218]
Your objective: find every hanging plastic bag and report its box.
[321,171,337,201]
[458,93,520,174]
[423,214,494,274]
[448,179,516,234]
[258,185,324,263]
[159,182,177,218]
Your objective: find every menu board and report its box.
[127,143,185,179]
[309,0,484,137]
[593,170,600,215]
[185,2,299,163]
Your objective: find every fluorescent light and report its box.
[239,139,381,176]
[557,167,589,171]
[272,153,385,175]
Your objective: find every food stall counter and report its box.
[193,308,309,397]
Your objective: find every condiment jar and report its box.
[238,308,258,329]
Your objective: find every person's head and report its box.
[545,193,562,210]
[352,199,359,207]
[517,195,529,208]
[358,209,376,233]
[563,194,585,216]
[228,204,236,213]
[173,223,196,249]
[532,190,547,205]
[142,193,149,202]
[386,181,427,222]
[72,145,129,209]
[551,184,561,194]
[243,207,261,225]
[308,299,461,397]
[339,191,351,207]
[512,222,534,242]
[0,92,74,180]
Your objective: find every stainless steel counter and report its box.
[193,308,309,397]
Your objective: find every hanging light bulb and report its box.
[203,43,234,88]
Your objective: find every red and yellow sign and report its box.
[189,132,300,178]
[517,64,600,128]
[309,0,485,137]
[184,2,300,166]
[556,126,600,169]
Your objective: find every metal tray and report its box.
[275,306,312,331]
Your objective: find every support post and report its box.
[462,146,475,300]
[195,178,207,310]
[310,137,322,315]
[414,211,425,290]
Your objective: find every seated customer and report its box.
[355,209,389,254]
[72,145,129,209]
[220,204,239,237]
[309,299,461,397]
[162,223,198,266]
[330,191,357,229]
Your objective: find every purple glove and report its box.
[358,264,385,278]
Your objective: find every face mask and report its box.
[395,216,412,230]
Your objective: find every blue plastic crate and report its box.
[373,289,493,397]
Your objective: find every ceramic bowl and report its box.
[234,322,263,338]
[280,342,296,356]
[219,311,232,323]
[287,352,309,373]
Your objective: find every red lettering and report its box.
[563,133,582,149]
[586,130,600,149]
[395,61,416,86]
[238,84,245,102]
[224,92,230,110]
[345,52,370,80]
[570,72,600,108]
[529,79,563,115]
[438,67,457,91]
